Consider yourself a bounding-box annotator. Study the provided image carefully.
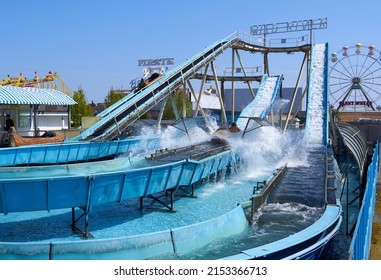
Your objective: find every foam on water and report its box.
[236,76,278,130]
[303,43,326,145]
[229,125,309,176]
[138,119,214,151]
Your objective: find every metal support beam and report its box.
[220,80,225,124]
[169,92,181,120]
[264,52,269,75]
[293,86,308,119]
[235,49,256,98]
[187,80,208,125]
[140,191,176,212]
[178,184,196,198]
[193,64,209,117]
[157,95,169,127]
[71,207,93,239]
[231,48,235,122]
[283,52,308,132]
[211,61,228,126]
[182,82,187,118]
[33,104,38,136]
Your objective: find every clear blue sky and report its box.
[1,0,379,103]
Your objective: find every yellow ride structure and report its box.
[0,71,71,95]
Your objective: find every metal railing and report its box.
[235,29,310,47]
[348,142,379,259]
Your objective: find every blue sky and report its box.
[1,0,379,103]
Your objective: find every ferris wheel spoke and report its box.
[356,54,361,77]
[360,86,380,108]
[337,88,356,110]
[361,67,381,80]
[358,57,381,78]
[329,74,352,82]
[358,55,370,77]
[337,58,355,78]
[330,81,352,88]
[330,81,352,95]
[330,66,353,80]
[372,94,381,104]
[361,82,381,96]
[358,87,376,110]
[345,55,357,77]
[331,83,353,104]
[361,80,381,87]
[361,75,381,81]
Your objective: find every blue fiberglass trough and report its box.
[220,205,342,260]
[0,137,160,167]
[0,204,248,260]
[0,142,233,239]
[0,148,232,215]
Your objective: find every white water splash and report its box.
[236,76,278,130]
[303,43,326,145]
[138,118,214,150]
[228,126,309,178]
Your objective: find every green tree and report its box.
[330,108,340,122]
[104,87,125,108]
[71,87,93,127]
[104,87,151,119]
[163,88,193,119]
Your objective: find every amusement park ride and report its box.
[3,18,372,261]
[329,43,381,111]
[0,71,71,95]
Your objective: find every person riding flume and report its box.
[229,122,240,133]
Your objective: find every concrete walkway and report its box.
[369,150,381,260]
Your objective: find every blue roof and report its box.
[0,86,76,105]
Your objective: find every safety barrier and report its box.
[0,205,247,260]
[348,142,379,259]
[0,136,160,167]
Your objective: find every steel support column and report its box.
[283,52,308,132]
[235,49,255,98]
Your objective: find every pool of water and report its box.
[0,124,342,259]
[0,167,266,243]
[0,145,330,259]
[150,147,327,259]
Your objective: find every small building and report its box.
[0,86,76,137]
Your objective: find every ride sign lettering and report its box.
[138,58,174,67]
[339,101,372,106]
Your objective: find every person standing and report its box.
[4,114,15,132]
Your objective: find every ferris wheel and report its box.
[329,43,381,111]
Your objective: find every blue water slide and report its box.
[303,43,329,146]
[260,74,283,119]
[69,36,239,142]
[236,74,282,130]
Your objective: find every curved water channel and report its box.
[0,124,331,259]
